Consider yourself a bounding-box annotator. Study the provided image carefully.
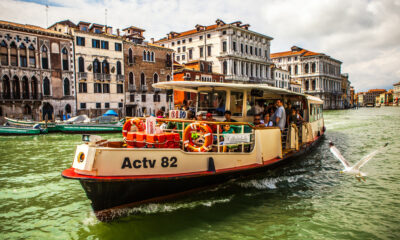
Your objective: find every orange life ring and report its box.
[183,122,213,152]
[122,118,145,137]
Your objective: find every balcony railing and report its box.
[117,74,125,82]
[104,74,111,81]
[140,85,148,92]
[94,73,103,81]
[78,72,88,80]
[153,87,161,93]
[128,85,137,92]
[0,93,42,100]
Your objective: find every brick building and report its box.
[123,26,173,116]
[363,89,386,107]
[173,60,225,106]
[0,20,75,121]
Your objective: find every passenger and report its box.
[221,124,235,152]
[206,112,215,121]
[187,110,196,120]
[288,108,298,125]
[181,100,189,111]
[296,109,304,123]
[252,114,264,127]
[264,113,274,127]
[285,102,292,127]
[196,111,205,121]
[273,99,286,130]
[223,110,237,122]
[156,110,164,118]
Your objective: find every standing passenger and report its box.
[274,99,286,130]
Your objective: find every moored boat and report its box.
[56,123,123,134]
[0,125,48,135]
[5,117,58,132]
[62,81,325,221]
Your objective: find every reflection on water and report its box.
[0,108,400,240]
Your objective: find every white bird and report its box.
[329,142,388,181]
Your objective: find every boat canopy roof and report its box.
[153,81,305,96]
[153,81,323,103]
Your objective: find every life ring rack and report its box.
[122,118,145,138]
[183,122,213,152]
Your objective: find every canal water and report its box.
[0,107,399,240]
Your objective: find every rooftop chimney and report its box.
[117,28,120,36]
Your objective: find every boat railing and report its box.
[127,117,259,153]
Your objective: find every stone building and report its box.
[393,82,400,106]
[123,26,173,116]
[173,60,225,106]
[0,20,75,121]
[341,73,351,108]
[350,86,355,107]
[271,46,343,109]
[363,89,386,107]
[155,19,274,85]
[49,20,125,117]
[271,65,290,89]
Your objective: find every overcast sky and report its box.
[1,0,399,92]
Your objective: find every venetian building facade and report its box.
[341,73,351,108]
[155,19,274,85]
[271,46,343,109]
[50,20,125,117]
[271,65,290,89]
[123,26,173,117]
[393,82,400,106]
[0,20,75,121]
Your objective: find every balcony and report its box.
[78,72,88,80]
[140,85,148,92]
[154,87,161,93]
[104,74,111,81]
[128,85,137,92]
[117,74,125,82]
[94,73,103,81]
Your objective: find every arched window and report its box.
[295,65,298,75]
[62,48,69,70]
[222,61,228,75]
[102,60,109,74]
[147,51,150,61]
[41,45,48,69]
[2,75,11,99]
[305,80,309,91]
[311,63,316,73]
[166,75,171,81]
[153,73,158,83]
[151,52,154,62]
[10,42,18,66]
[305,63,309,74]
[117,61,122,75]
[129,72,134,85]
[12,76,20,99]
[31,76,38,99]
[65,104,71,114]
[128,48,133,63]
[24,105,32,115]
[0,40,8,65]
[28,45,36,67]
[140,73,145,85]
[22,76,29,99]
[43,77,50,96]
[64,78,70,96]
[19,44,27,67]
[312,80,316,90]
[78,57,84,72]
[288,66,291,74]
[143,50,146,61]
[93,59,100,73]
[200,63,204,72]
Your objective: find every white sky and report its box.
[1,0,399,92]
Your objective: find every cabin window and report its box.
[230,91,243,116]
[197,91,226,116]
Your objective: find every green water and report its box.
[0,108,399,240]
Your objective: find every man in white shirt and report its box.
[274,99,286,130]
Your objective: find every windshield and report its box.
[197,91,226,116]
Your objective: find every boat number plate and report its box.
[121,157,178,169]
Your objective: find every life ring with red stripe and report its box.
[122,118,145,137]
[183,122,213,152]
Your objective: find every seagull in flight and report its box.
[329,142,388,181]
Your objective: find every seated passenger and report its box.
[221,124,235,152]
[252,114,264,127]
[196,111,205,121]
[223,110,237,122]
[264,113,273,127]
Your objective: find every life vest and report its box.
[183,122,213,152]
[122,118,145,138]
